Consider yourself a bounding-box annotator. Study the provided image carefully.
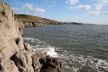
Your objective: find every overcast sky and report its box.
[3,0,108,25]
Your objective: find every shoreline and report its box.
[15,14,83,28]
[0,0,62,72]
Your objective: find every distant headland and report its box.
[15,14,83,27]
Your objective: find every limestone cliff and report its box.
[15,14,61,27]
[0,0,61,72]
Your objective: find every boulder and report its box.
[39,56,61,72]
[32,53,62,72]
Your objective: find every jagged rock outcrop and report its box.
[0,0,61,72]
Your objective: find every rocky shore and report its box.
[0,0,61,72]
[15,14,83,28]
[15,14,61,27]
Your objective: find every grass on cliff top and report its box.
[15,14,60,23]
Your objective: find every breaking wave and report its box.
[58,49,108,72]
[23,37,108,72]
[23,37,58,57]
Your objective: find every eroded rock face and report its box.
[0,0,19,60]
[39,56,61,72]
[0,0,61,72]
[12,51,34,72]
[0,0,24,72]
[0,60,19,72]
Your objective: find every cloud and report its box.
[88,0,108,15]
[88,11,101,15]
[104,10,108,15]
[12,3,46,14]
[70,6,73,9]
[78,5,91,10]
[12,7,20,12]
[95,0,108,10]
[66,0,79,5]
[66,0,108,15]
[32,8,46,14]
[22,3,46,14]
[75,16,81,19]
[22,3,33,10]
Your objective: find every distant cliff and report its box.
[15,14,83,27]
[15,14,61,27]
[0,0,61,72]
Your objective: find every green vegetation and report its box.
[15,14,60,24]
[15,14,82,26]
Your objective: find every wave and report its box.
[23,37,108,72]
[23,37,58,57]
[58,49,108,72]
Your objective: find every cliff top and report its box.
[15,14,60,24]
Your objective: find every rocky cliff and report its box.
[15,14,61,27]
[15,14,83,27]
[0,0,61,72]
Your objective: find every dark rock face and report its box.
[39,56,61,72]
[22,21,47,27]
[32,53,41,72]
[0,0,62,72]
[32,53,62,72]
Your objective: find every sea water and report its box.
[23,24,108,72]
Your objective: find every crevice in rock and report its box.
[12,11,14,17]
[19,28,21,32]
[0,61,2,70]
[10,53,20,72]
[15,38,20,45]
[10,53,25,72]
[13,56,24,67]
[1,10,8,18]
[32,22,35,27]
[0,20,2,22]
[1,11,5,16]
[10,53,16,61]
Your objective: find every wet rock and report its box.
[39,56,61,72]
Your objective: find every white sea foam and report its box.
[59,49,108,72]
[23,37,58,57]
[23,37,108,72]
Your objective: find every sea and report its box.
[23,24,108,72]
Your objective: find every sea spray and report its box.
[23,37,58,57]
[23,25,108,72]
[58,49,108,72]
[23,37,108,72]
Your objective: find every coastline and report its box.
[15,14,83,28]
[0,0,61,72]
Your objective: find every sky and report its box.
[3,0,108,25]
